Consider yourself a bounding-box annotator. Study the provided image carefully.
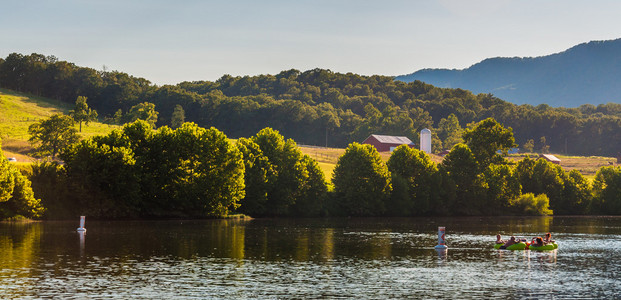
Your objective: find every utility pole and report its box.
[325,127,328,148]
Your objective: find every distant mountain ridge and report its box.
[395,39,621,107]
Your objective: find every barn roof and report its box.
[540,154,561,162]
[368,134,414,145]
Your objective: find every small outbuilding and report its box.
[438,149,451,157]
[540,154,561,165]
[362,134,415,152]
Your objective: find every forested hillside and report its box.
[1,53,621,156]
[396,39,621,107]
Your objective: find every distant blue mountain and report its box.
[395,39,621,107]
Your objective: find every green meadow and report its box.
[0,89,120,160]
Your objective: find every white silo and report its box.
[420,128,431,154]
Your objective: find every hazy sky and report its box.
[2,0,621,85]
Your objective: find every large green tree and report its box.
[483,164,521,213]
[127,102,159,128]
[61,139,139,217]
[439,143,486,215]
[236,137,272,215]
[68,96,98,132]
[252,128,305,216]
[237,128,327,216]
[61,120,245,218]
[592,166,621,214]
[332,142,391,216]
[28,114,79,158]
[561,170,592,214]
[387,145,439,215]
[462,118,516,169]
[162,122,246,216]
[290,156,329,216]
[515,157,565,213]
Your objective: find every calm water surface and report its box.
[1,217,620,299]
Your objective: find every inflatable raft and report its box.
[494,242,527,250]
[528,242,558,251]
[494,242,558,251]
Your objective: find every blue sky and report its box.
[2,0,621,85]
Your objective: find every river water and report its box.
[1,216,620,299]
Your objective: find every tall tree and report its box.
[68,96,98,132]
[539,136,550,154]
[28,114,79,158]
[515,157,565,213]
[483,164,521,213]
[127,102,158,128]
[163,122,246,217]
[170,104,185,129]
[562,170,592,214]
[462,118,516,170]
[440,143,486,215]
[522,139,534,153]
[332,142,391,216]
[290,156,329,216]
[236,138,272,216]
[592,166,621,214]
[245,127,327,216]
[437,113,463,150]
[387,145,439,215]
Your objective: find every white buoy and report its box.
[77,216,87,232]
[434,226,447,249]
[78,229,86,256]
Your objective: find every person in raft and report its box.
[543,232,554,244]
[500,236,517,249]
[531,237,545,247]
[496,234,504,244]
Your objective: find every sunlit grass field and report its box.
[0,88,69,140]
[506,153,617,180]
[0,89,120,160]
[304,147,615,180]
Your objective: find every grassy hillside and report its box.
[0,89,120,161]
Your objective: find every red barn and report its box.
[362,134,415,152]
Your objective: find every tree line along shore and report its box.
[1,116,621,220]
